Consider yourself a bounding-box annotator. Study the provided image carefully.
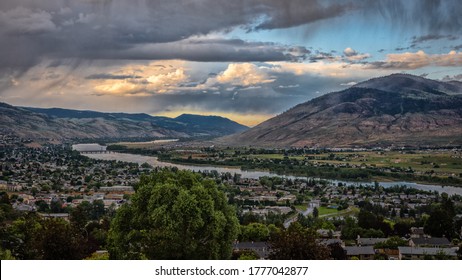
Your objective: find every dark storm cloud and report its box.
[308,50,336,62]
[409,34,459,48]
[93,39,310,62]
[361,0,462,32]
[411,34,458,45]
[137,71,350,115]
[138,90,289,115]
[253,0,352,30]
[1,0,461,73]
[1,0,330,74]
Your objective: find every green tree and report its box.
[35,200,50,213]
[50,200,63,213]
[328,242,347,260]
[107,170,239,259]
[341,217,362,240]
[374,236,408,249]
[5,214,43,259]
[0,192,14,223]
[312,207,319,218]
[235,250,260,260]
[358,210,378,229]
[424,206,455,238]
[84,251,110,260]
[140,162,152,169]
[91,200,105,220]
[41,218,85,260]
[268,222,329,260]
[70,201,92,229]
[239,223,270,242]
[393,219,412,237]
[0,246,15,260]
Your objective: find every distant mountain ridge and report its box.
[0,104,248,140]
[223,74,462,148]
[353,73,462,96]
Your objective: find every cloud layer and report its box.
[1,0,461,70]
[1,0,461,125]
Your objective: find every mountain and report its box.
[224,74,462,148]
[174,114,249,136]
[0,104,247,140]
[353,73,462,96]
[25,107,247,137]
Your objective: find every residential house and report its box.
[320,239,345,247]
[38,213,70,221]
[398,246,458,260]
[233,242,269,259]
[409,237,452,248]
[375,248,400,260]
[345,246,375,260]
[357,238,388,246]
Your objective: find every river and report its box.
[84,152,462,196]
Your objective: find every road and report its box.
[283,201,319,228]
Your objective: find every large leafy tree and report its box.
[3,214,43,259]
[328,242,347,260]
[239,223,270,242]
[424,194,456,239]
[41,218,86,260]
[424,207,455,238]
[268,222,330,260]
[107,169,239,259]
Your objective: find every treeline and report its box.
[106,145,161,156]
[161,156,462,186]
[0,193,112,260]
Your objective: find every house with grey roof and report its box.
[345,246,375,260]
[409,237,452,248]
[357,237,388,246]
[233,242,269,259]
[319,239,345,247]
[398,246,458,260]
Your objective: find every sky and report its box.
[0,0,461,126]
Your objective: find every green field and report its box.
[249,150,462,178]
[248,154,305,160]
[317,206,339,216]
[295,204,308,212]
[318,206,359,218]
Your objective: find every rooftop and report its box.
[345,246,375,256]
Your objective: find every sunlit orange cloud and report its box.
[379,50,462,69]
[91,61,276,96]
[91,61,190,96]
[158,110,274,127]
[216,63,275,86]
[270,61,387,78]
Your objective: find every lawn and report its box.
[317,206,339,216]
[305,150,462,178]
[318,206,359,218]
[294,204,308,212]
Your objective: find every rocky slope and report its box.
[0,103,247,140]
[224,74,462,148]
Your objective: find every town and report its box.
[1,134,461,260]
